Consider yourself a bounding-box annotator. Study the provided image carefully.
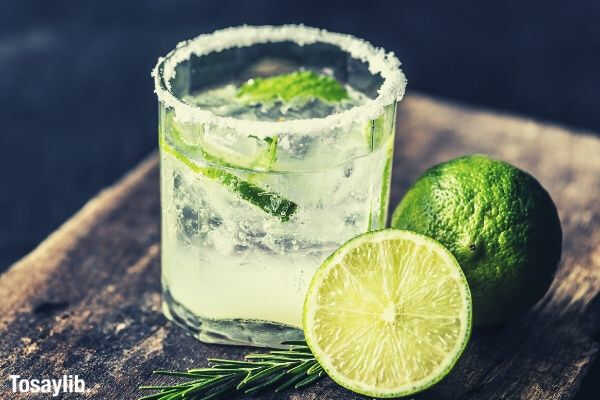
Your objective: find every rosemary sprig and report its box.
[138,341,325,400]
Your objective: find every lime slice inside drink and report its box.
[160,135,297,222]
[303,229,472,398]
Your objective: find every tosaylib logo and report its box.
[9,374,86,397]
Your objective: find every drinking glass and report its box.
[153,25,406,347]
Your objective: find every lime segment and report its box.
[303,229,472,398]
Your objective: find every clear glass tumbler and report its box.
[153,25,406,347]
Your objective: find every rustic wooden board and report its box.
[1,94,599,399]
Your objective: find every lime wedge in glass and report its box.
[303,229,472,398]
[160,137,296,222]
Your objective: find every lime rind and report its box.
[236,70,349,104]
[303,229,472,398]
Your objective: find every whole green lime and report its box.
[391,154,562,326]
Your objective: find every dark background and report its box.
[1,1,600,397]
[3,0,600,271]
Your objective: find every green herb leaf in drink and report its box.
[236,70,349,103]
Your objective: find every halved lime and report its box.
[303,229,472,398]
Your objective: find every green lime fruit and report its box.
[303,229,472,398]
[391,154,562,326]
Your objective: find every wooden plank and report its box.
[1,94,599,399]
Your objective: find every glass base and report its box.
[162,288,304,348]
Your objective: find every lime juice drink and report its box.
[153,25,406,347]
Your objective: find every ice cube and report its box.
[173,171,222,245]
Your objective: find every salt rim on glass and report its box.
[152,24,407,137]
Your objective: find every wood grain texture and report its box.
[1,94,599,399]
